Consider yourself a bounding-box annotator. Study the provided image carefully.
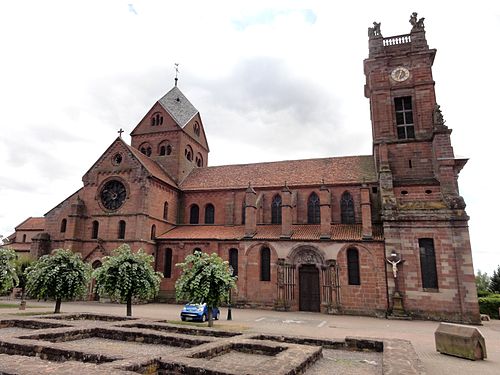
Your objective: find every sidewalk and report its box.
[1,300,499,375]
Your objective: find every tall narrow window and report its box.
[150,224,156,240]
[164,248,172,278]
[229,248,238,277]
[60,219,67,233]
[395,96,415,140]
[347,248,360,285]
[159,146,166,156]
[163,201,169,221]
[271,194,282,224]
[307,192,320,224]
[205,203,215,224]
[261,247,271,281]
[118,220,126,239]
[242,201,246,225]
[419,238,438,289]
[190,204,199,224]
[22,234,27,242]
[340,191,355,224]
[91,221,99,239]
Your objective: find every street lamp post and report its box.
[227,266,233,320]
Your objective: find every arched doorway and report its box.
[299,264,320,312]
[288,246,325,312]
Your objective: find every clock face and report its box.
[100,180,127,210]
[390,67,410,82]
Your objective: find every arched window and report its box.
[60,218,67,233]
[151,224,156,240]
[307,192,320,224]
[91,221,99,239]
[419,238,438,289]
[261,247,271,281]
[159,145,166,156]
[164,248,172,278]
[151,112,163,126]
[185,145,193,161]
[139,143,152,157]
[193,247,202,254]
[194,121,201,136]
[118,220,126,239]
[190,204,199,224]
[242,201,246,225]
[163,201,169,221]
[195,154,203,167]
[166,145,172,155]
[347,248,360,285]
[205,203,215,224]
[271,194,282,224]
[229,248,238,277]
[22,234,27,243]
[341,191,355,224]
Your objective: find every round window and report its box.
[100,180,127,210]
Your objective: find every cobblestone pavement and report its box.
[1,299,499,374]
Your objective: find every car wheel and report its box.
[201,314,207,322]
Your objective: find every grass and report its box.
[0,303,49,309]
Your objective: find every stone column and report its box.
[281,184,292,238]
[319,184,331,239]
[361,186,373,239]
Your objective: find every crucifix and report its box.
[118,128,124,137]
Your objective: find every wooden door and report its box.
[299,265,320,312]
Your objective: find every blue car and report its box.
[180,303,220,322]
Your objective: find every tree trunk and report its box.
[208,306,213,327]
[54,298,62,314]
[126,295,132,317]
[21,288,25,302]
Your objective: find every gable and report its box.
[183,113,209,151]
[130,102,180,136]
[82,137,177,188]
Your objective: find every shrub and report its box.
[477,290,492,298]
[478,295,500,319]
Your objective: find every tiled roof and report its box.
[180,156,377,190]
[158,224,383,241]
[15,217,45,231]
[158,87,198,128]
[124,142,178,187]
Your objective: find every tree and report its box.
[175,251,237,327]
[0,247,18,294]
[15,255,34,301]
[490,265,500,294]
[26,249,91,313]
[93,244,163,317]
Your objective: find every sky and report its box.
[0,1,499,275]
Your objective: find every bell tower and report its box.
[364,15,479,324]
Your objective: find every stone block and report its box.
[435,322,486,360]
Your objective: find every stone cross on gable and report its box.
[118,128,124,137]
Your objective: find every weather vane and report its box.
[174,63,180,87]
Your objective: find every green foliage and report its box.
[93,244,163,304]
[15,255,34,294]
[477,290,492,298]
[26,249,91,303]
[175,251,237,323]
[489,265,500,294]
[478,295,500,319]
[475,269,490,294]
[0,247,19,294]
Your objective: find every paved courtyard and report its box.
[1,299,499,374]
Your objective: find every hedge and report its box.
[478,295,500,319]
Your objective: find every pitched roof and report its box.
[180,155,377,191]
[158,224,383,241]
[123,141,178,187]
[15,217,45,231]
[158,87,198,128]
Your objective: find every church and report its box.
[7,16,480,324]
